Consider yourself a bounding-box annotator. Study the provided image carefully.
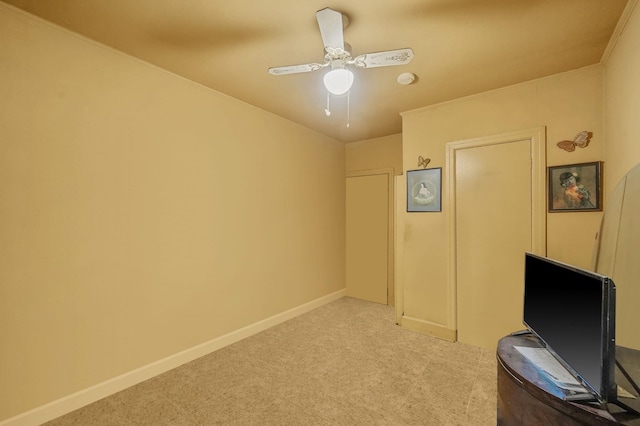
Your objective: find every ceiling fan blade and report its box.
[353,48,415,68]
[316,8,345,54]
[268,63,324,75]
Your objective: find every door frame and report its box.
[445,127,547,333]
[346,168,395,306]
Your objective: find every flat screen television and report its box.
[523,252,616,403]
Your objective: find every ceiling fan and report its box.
[268,7,414,96]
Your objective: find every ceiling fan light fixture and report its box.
[323,68,354,95]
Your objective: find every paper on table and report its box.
[514,346,587,391]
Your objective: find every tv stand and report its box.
[615,352,640,417]
[497,334,640,425]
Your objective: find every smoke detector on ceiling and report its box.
[397,72,416,85]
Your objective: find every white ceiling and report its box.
[2,0,629,142]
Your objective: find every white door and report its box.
[346,172,390,304]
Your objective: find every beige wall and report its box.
[0,5,345,421]
[601,1,640,349]
[399,66,604,336]
[345,134,403,175]
[603,1,640,192]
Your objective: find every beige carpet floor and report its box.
[43,297,497,425]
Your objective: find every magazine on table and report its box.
[514,346,593,400]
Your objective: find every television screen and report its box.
[523,252,616,402]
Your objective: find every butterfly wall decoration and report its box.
[417,156,431,169]
[557,131,592,152]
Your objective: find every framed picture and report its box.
[548,161,602,212]
[407,168,442,212]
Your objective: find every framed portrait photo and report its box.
[407,168,442,212]
[548,161,602,212]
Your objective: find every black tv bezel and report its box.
[523,252,617,403]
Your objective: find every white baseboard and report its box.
[399,315,457,342]
[1,289,346,426]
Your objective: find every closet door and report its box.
[454,138,535,349]
[346,172,390,304]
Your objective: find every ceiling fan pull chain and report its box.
[324,91,331,116]
[346,90,350,128]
